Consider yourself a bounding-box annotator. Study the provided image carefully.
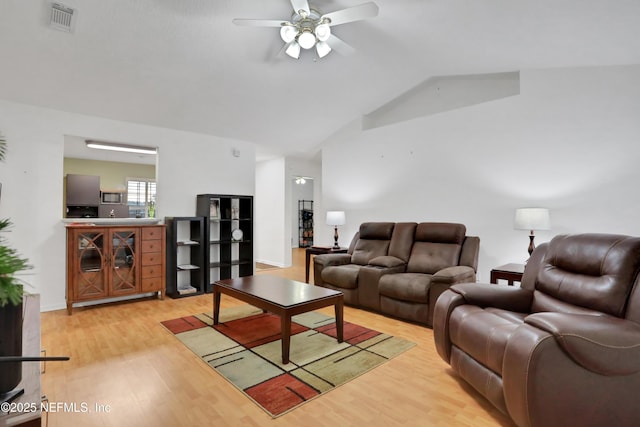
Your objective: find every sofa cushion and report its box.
[415,222,466,244]
[350,222,395,265]
[358,222,395,240]
[388,222,417,262]
[407,242,462,274]
[535,234,640,317]
[321,264,362,289]
[379,273,432,304]
[406,223,466,274]
[369,255,405,268]
[449,305,524,375]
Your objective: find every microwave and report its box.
[101,191,125,204]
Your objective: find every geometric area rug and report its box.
[161,305,416,418]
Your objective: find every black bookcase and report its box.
[298,199,314,247]
[165,216,205,298]
[196,194,254,292]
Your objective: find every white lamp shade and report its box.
[285,41,301,59]
[514,208,551,231]
[326,211,346,226]
[314,23,331,41]
[316,41,331,58]
[298,31,316,49]
[280,25,297,43]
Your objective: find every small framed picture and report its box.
[210,198,220,219]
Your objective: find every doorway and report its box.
[292,176,314,248]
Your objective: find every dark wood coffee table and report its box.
[212,275,344,364]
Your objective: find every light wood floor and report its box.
[41,249,515,427]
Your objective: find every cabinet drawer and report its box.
[142,227,163,240]
[142,265,162,279]
[141,252,162,266]
[141,240,163,253]
[141,277,163,293]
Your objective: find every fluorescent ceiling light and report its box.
[86,141,157,155]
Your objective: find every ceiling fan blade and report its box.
[290,0,311,15]
[232,19,285,28]
[322,2,379,26]
[326,34,355,56]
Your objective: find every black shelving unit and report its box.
[298,200,314,248]
[196,194,253,292]
[165,216,205,298]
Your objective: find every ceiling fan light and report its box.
[280,25,298,43]
[316,41,331,58]
[285,41,301,59]
[298,31,316,49]
[314,23,331,41]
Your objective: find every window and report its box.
[127,178,156,218]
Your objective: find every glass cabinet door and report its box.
[76,230,108,300]
[110,229,138,294]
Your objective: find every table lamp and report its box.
[326,211,346,249]
[514,208,551,256]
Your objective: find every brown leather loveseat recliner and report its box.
[314,222,479,326]
[433,233,640,427]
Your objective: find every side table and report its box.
[305,246,348,283]
[490,263,525,286]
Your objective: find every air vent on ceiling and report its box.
[49,2,76,33]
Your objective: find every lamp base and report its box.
[528,233,536,256]
[333,226,340,249]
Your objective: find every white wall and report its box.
[255,158,287,267]
[319,65,640,282]
[0,99,255,311]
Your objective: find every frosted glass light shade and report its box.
[285,41,301,59]
[514,208,551,231]
[280,25,297,43]
[314,23,331,41]
[326,211,346,226]
[316,41,331,58]
[298,31,316,49]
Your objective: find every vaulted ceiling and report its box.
[1,0,639,159]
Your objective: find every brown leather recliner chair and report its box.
[433,233,640,427]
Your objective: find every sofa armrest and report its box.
[314,253,352,267]
[426,267,476,327]
[432,266,476,285]
[368,255,406,268]
[313,253,353,286]
[449,283,533,313]
[525,312,640,375]
[433,289,467,362]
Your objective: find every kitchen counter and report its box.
[62,218,162,226]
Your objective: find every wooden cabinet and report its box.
[66,224,165,314]
[196,194,253,293]
[140,226,166,297]
[165,217,205,298]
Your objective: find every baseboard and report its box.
[255,259,286,268]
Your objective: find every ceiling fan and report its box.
[232,0,379,59]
